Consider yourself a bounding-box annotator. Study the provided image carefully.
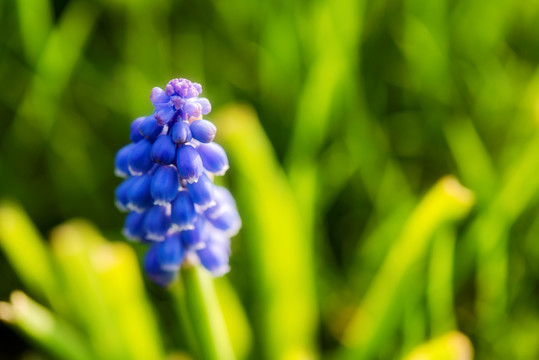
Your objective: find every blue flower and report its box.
[114,77,241,287]
[190,120,217,143]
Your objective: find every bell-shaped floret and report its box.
[128,139,153,175]
[130,117,144,142]
[151,165,179,205]
[190,120,216,143]
[115,176,137,211]
[138,115,163,140]
[150,135,176,165]
[115,143,135,178]
[144,205,171,241]
[186,172,215,209]
[197,230,230,276]
[204,186,241,237]
[171,121,192,144]
[171,190,196,231]
[123,211,147,242]
[144,245,177,287]
[180,214,206,250]
[197,142,229,175]
[127,174,153,212]
[156,232,185,271]
[176,145,203,183]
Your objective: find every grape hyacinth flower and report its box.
[114,78,240,287]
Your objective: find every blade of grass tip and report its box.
[0,291,94,360]
[50,220,129,360]
[90,241,165,360]
[215,104,318,360]
[15,0,53,62]
[214,277,253,360]
[0,200,62,311]
[443,118,497,204]
[181,266,235,360]
[427,227,457,336]
[12,0,101,144]
[402,331,474,360]
[341,176,474,360]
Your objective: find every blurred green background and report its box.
[1,0,539,359]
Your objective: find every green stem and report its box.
[181,266,235,360]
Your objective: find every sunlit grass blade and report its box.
[91,241,165,360]
[215,104,317,359]
[341,176,474,359]
[50,220,129,360]
[15,0,52,62]
[402,331,473,360]
[214,277,253,360]
[181,266,235,360]
[403,331,474,360]
[0,200,62,310]
[427,227,457,336]
[0,291,94,360]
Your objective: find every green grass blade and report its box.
[0,291,94,360]
[0,200,61,310]
[341,176,474,359]
[15,0,53,62]
[91,241,165,360]
[427,227,457,336]
[50,220,129,360]
[215,104,318,359]
[181,266,235,360]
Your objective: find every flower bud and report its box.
[128,139,154,175]
[127,174,153,212]
[176,145,203,183]
[183,98,202,118]
[115,143,135,178]
[205,186,241,237]
[150,87,170,104]
[190,120,216,143]
[130,117,144,142]
[123,211,147,241]
[138,115,163,140]
[197,98,211,115]
[144,205,171,241]
[187,172,215,209]
[156,232,185,271]
[171,190,196,231]
[154,103,176,126]
[144,245,177,287]
[197,231,230,276]
[150,135,176,165]
[180,214,205,250]
[151,165,179,205]
[171,121,192,144]
[115,176,137,211]
[197,142,229,175]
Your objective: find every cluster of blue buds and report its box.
[114,78,241,286]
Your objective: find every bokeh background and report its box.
[1,0,539,359]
